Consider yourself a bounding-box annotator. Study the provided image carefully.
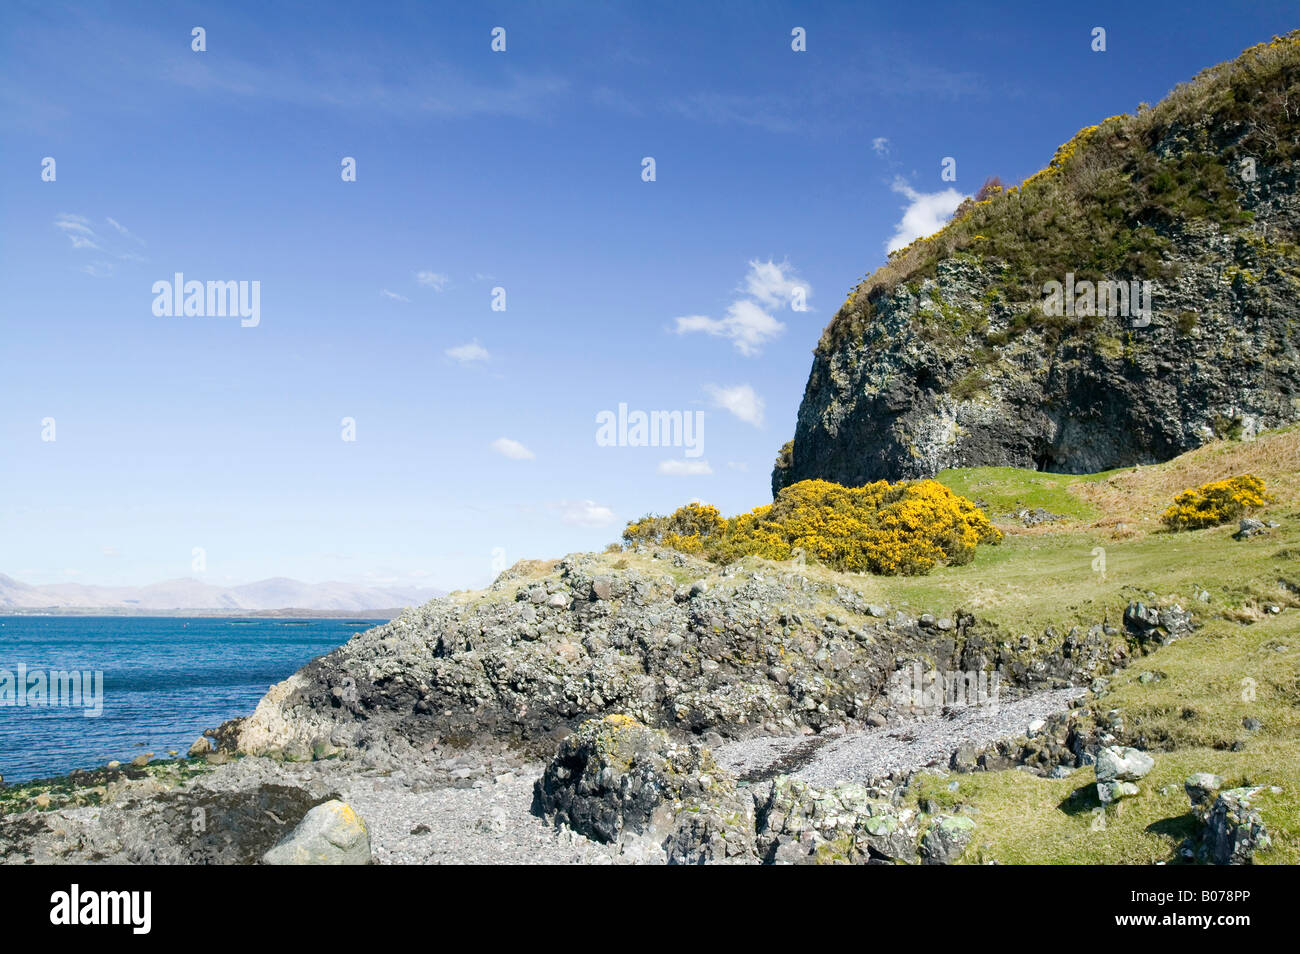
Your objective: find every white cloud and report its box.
[675,300,784,357]
[56,215,147,263]
[872,137,890,156]
[556,499,616,528]
[705,384,765,427]
[658,459,713,476]
[105,217,143,243]
[416,270,449,291]
[886,178,967,253]
[726,461,748,471]
[741,259,808,310]
[380,289,410,302]
[491,437,535,460]
[55,215,100,249]
[54,217,94,236]
[446,341,490,364]
[673,260,806,356]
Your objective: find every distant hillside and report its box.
[0,574,443,614]
[777,33,1300,493]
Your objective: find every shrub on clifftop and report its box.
[623,478,1001,575]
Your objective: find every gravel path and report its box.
[715,688,1081,788]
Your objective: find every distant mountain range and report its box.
[0,573,444,615]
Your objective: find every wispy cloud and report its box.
[706,384,765,427]
[872,136,890,156]
[162,47,573,122]
[555,499,616,528]
[666,90,801,134]
[380,289,411,302]
[55,214,100,250]
[105,217,143,243]
[491,437,535,460]
[54,214,149,273]
[658,459,713,476]
[416,270,449,291]
[886,178,967,253]
[446,341,490,364]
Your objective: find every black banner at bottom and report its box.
[0,862,1278,940]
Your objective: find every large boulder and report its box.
[1096,746,1154,782]
[262,799,371,865]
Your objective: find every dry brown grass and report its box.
[1072,425,1300,529]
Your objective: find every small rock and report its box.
[1185,773,1224,813]
[1233,518,1269,540]
[187,737,212,758]
[1098,780,1139,804]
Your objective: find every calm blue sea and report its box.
[0,616,385,784]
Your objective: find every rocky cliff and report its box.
[776,34,1300,493]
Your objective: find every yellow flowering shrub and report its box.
[623,479,1001,575]
[1161,474,1270,530]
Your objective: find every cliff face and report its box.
[776,34,1300,492]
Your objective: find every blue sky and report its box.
[1,0,1295,592]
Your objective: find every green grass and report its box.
[763,502,1299,639]
[934,465,1112,523]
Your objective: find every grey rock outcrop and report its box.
[222,552,1136,763]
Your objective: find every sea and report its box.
[0,616,386,784]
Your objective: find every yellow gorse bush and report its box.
[623,478,1001,575]
[1160,474,1270,530]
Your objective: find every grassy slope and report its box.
[915,428,1300,863]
